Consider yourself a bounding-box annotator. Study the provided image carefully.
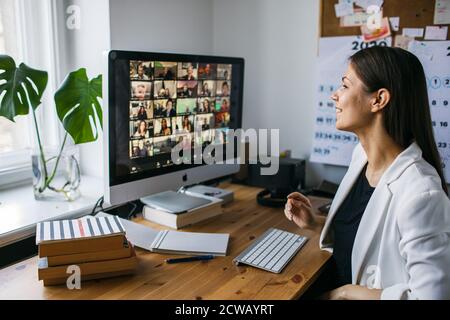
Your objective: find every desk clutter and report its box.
[97,212,230,256]
[36,216,137,286]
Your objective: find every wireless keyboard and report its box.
[233,228,308,273]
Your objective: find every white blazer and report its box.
[320,142,450,299]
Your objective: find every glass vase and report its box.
[31,145,81,201]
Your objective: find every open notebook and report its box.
[95,212,229,256]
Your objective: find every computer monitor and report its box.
[103,50,244,206]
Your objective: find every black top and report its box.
[331,163,375,286]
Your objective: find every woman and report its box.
[133,120,148,138]
[182,116,192,133]
[285,46,450,300]
[137,105,148,120]
[159,118,171,136]
[201,98,211,113]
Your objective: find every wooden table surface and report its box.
[0,183,331,300]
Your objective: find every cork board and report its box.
[320,0,450,40]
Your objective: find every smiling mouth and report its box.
[336,107,343,113]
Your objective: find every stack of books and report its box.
[36,215,138,286]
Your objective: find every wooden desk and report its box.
[0,183,331,300]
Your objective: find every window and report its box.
[0,0,61,187]
[0,0,32,164]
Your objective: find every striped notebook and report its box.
[36,216,125,245]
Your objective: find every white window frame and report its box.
[0,0,72,189]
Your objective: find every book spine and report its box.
[142,206,178,229]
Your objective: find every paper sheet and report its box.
[335,2,354,17]
[389,17,400,31]
[402,28,424,38]
[424,26,448,40]
[340,8,370,27]
[434,0,450,24]
[355,0,384,10]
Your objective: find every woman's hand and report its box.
[284,192,319,231]
[320,285,382,300]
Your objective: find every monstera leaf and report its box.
[54,68,102,144]
[0,55,48,121]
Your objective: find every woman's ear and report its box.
[370,88,390,112]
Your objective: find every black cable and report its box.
[127,201,138,220]
[91,196,104,216]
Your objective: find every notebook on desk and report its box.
[96,212,229,256]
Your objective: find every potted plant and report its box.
[0,55,102,201]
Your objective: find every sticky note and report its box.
[424,26,448,40]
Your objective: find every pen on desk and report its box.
[165,255,215,264]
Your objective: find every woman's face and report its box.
[135,85,146,100]
[222,84,229,95]
[166,101,172,109]
[162,119,167,128]
[331,64,374,133]
[139,121,146,132]
[138,64,144,76]
[203,99,209,108]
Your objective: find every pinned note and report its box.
[389,17,400,31]
[355,0,384,10]
[434,0,450,24]
[424,26,448,40]
[394,35,414,50]
[402,28,424,38]
[335,2,354,17]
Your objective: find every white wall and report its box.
[73,0,347,186]
[109,0,214,54]
[213,0,347,186]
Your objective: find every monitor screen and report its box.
[108,51,244,187]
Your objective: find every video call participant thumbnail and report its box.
[178,62,198,80]
[154,118,173,136]
[131,81,152,101]
[216,81,230,97]
[177,80,198,98]
[195,113,215,131]
[176,98,196,115]
[217,64,232,80]
[215,97,230,112]
[130,138,153,158]
[154,81,177,99]
[172,115,194,134]
[198,63,217,79]
[130,101,153,120]
[196,98,214,113]
[130,60,153,80]
[214,112,230,128]
[131,120,153,139]
[153,99,176,118]
[197,80,215,97]
[154,61,177,80]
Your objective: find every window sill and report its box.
[0,175,103,247]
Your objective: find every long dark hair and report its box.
[350,46,448,194]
